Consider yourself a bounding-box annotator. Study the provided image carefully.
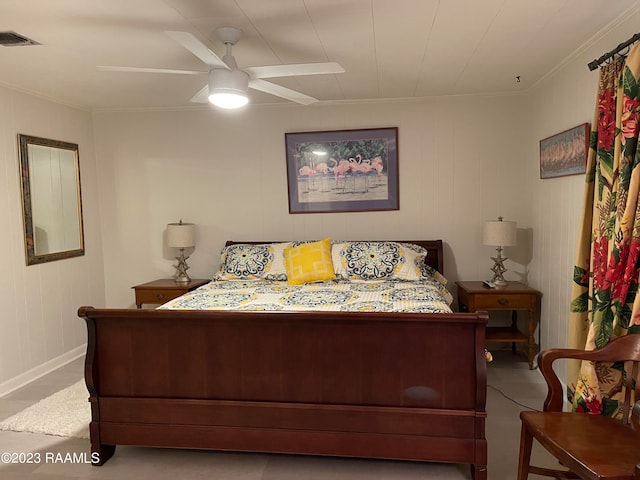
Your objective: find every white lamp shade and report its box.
[167,222,196,248]
[483,219,516,247]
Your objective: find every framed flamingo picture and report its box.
[539,123,590,179]
[285,127,399,213]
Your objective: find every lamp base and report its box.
[488,278,508,288]
[173,248,191,285]
[488,246,509,288]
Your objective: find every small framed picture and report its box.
[539,123,590,179]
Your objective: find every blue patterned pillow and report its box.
[332,241,432,282]
[214,243,290,281]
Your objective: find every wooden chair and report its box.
[517,333,640,480]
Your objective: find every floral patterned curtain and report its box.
[568,43,640,416]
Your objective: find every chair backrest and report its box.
[538,333,640,424]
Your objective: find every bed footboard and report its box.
[79,307,488,478]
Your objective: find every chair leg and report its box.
[517,422,534,480]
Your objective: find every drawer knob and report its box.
[156,293,166,300]
[498,298,509,306]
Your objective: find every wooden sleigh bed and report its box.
[78,240,489,479]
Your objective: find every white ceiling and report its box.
[1,0,638,111]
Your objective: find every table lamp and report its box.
[166,220,196,284]
[482,216,516,288]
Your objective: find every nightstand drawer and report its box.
[473,293,533,310]
[135,288,185,305]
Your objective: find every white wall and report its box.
[0,87,104,395]
[94,95,531,308]
[528,8,640,355]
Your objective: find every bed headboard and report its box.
[225,239,444,275]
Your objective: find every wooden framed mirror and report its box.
[18,134,84,265]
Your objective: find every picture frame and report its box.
[285,127,399,213]
[539,123,590,179]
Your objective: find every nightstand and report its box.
[456,281,542,369]
[132,278,210,308]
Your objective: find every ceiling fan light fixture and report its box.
[208,69,249,109]
[209,92,248,109]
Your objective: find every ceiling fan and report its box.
[98,27,345,109]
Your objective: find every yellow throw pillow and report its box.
[284,238,336,285]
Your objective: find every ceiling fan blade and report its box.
[164,31,229,69]
[245,62,344,79]
[249,79,317,105]
[189,84,209,103]
[97,66,205,75]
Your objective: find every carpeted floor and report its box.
[0,380,89,439]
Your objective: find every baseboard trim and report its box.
[0,345,86,397]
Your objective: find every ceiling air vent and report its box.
[0,31,40,46]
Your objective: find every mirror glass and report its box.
[18,134,84,265]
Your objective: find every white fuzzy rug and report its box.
[0,380,90,439]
